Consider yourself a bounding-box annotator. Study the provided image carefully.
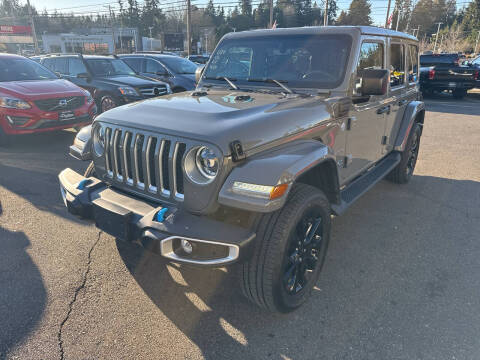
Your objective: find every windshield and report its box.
[203,34,352,89]
[160,57,198,74]
[86,58,136,76]
[0,57,58,82]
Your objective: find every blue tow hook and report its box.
[77,179,91,190]
[156,208,169,222]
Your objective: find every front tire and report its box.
[0,127,11,147]
[387,122,421,184]
[241,184,331,313]
[100,95,117,113]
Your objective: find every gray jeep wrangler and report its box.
[59,26,424,313]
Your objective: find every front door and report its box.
[344,39,388,182]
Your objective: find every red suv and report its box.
[0,54,96,146]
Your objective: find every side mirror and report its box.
[55,71,62,78]
[357,69,389,96]
[195,65,205,84]
[77,72,90,79]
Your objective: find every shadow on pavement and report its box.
[116,174,480,359]
[0,226,47,359]
[0,130,87,223]
[424,92,480,116]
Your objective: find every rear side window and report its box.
[42,58,55,71]
[407,45,418,83]
[390,43,405,87]
[54,58,68,75]
[68,58,87,76]
[123,58,142,72]
[145,59,167,74]
[357,42,384,71]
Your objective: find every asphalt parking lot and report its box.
[1,93,480,360]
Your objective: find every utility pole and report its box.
[475,30,480,55]
[433,22,442,53]
[385,0,392,28]
[323,0,329,26]
[104,5,116,54]
[395,9,402,31]
[149,26,153,51]
[186,0,191,56]
[269,0,273,28]
[26,0,39,55]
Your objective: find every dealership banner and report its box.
[0,25,32,34]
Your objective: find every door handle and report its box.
[398,99,408,106]
[377,105,391,115]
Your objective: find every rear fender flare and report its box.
[394,101,425,152]
[218,140,339,213]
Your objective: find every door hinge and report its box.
[381,136,388,145]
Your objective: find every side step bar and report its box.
[331,152,401,216]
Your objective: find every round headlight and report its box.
[195,146,219,179]
[184,146,220,184]
[93,125,105,157]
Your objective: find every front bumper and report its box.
[59,168,256,266]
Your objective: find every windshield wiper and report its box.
[247,78,295,94]
[204,76,239,90]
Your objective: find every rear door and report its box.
[67,57,96,95]
[383,40,409,154]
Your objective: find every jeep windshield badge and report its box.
[156,208,169,222]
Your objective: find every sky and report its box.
[27,0,472,28]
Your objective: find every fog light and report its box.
[181,239,193,254]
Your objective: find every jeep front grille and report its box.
[103,126,186,201]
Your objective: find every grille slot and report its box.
[103,126,186,202]
[34,96,84,111]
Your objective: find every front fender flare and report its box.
[218,140,338,213]
[394,101,425,152]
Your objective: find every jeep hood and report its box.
[96,90,332,155]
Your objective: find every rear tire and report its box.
[84,161,96,177]
[387,122,421,184]
[240,184,331,313]
[452,89,466,99]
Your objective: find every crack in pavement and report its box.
[57,231,102,360]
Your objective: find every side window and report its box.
[355,42,384,96]
[357,42,384,71]
[390,44,405,87]
[123,58,142,72]
[42,58,55,71]
[68,58,87,76]
[407,44,418,83]
[53,58,68,75]
[145,59,167,74]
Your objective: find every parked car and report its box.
[0,53,96,146]
[187,55,210,64]
[119,53,198,92]
[466,55,480,88]
[39,54,171,113]
[419,53,478,98]
[59,26,424,313]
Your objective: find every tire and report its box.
[0,127,11,147]
[452,89,466,99]
[387,122,421,184]
[240,184,331,313]
[84,161,96,177]
[100,95,117,113]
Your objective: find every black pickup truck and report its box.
[419,53,478,99]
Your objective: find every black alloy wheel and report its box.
[283,212,324,295]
